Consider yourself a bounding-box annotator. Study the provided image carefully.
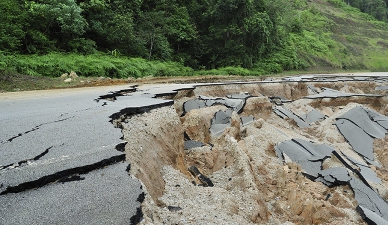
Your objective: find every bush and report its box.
[194,66,263,76]
[0,52,194,78]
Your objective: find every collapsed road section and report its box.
[1,73,388,224]
[110,73,388,225]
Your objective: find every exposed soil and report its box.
[111,79,388,224]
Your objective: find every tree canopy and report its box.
[1,0,388,70]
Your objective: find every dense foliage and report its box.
[0,0,314,69]
[1,0,388,78]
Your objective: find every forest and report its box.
[1,0,388,79]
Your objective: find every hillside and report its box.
[304,0,388,71]
[1,0,388,91]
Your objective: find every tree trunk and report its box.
[149,35,154,60]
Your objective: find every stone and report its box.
[64,78,72,83]
[69,71,78,78]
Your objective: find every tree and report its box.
[0,0,26,52]
[24,0,88,53]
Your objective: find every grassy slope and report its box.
[309,0,388,70]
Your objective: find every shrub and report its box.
[0,52,194,78]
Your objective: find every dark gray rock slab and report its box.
[210,99,245,113]
[364,157,382,168]
[226,93,251,99]
[305,88,353,98]
[269,96,292,106]
[318,167,351,184]
[315,177,334,186]
[307,84,319,94]
[292,138,334,158]
[341,151,368,167]
[198,96,245,113]
[209,110,234,136]
[211,110,232,125]
[365,108,388,130]
[335,119,375,160]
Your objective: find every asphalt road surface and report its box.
[0,85,156,225]
[1,72,387,224]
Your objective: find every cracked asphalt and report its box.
[1,72,388,224]
[0,85,156,224]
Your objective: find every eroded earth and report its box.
[1,73,388,224]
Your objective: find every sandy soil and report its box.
[109,78,388,225]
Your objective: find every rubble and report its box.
[3,73,388,225]
[120,75,388,224]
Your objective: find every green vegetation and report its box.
[0,52,193,78]
[1,0,388,91]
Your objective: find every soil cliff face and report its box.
[118,107,188,204]
[114,79,388,224]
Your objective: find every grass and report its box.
[0,70,131,92]
[2,0,388,92]
[0,52,195,79]
[302,0,388,70]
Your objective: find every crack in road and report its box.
[0,146,54,171]
[0,116,75,144]
[0,154,126,195]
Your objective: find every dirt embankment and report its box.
[112,80,388,224]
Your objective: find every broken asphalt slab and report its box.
[273,106,309,128]
[350,178,388,221]
[335,106,388,161]
[275,139,333,178]
[1,73,388,224]
[357,205,388,225]
[336,107,386,138]
[184,140,206,150]
[300,109,326,124]
[305,87,382,99]
[335,119,375,160]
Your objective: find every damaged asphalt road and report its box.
[0,86,158,224]
[1,73,388,224]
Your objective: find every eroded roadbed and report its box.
[1,73,388,224]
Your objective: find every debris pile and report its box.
[113,76,388,224]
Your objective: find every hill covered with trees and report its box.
[1,0,388,80]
